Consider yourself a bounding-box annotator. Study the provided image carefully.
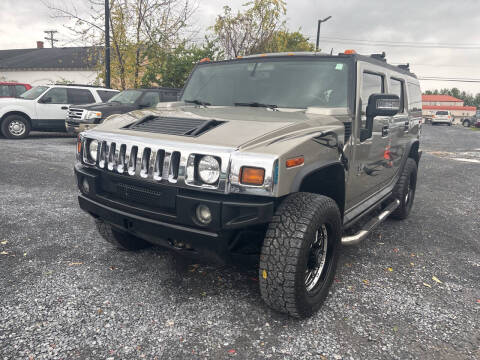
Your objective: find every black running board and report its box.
[341,199,400,246]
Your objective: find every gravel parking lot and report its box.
[1,125,479,360]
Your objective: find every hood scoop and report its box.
[123,115,225,137]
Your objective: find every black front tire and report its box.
[391,158,417,220]
[95,220,152,251]
[1,114,31,139]
[259,193,341,318]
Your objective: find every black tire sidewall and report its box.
[295,203,341,314]
[1,115,30,139]
[392,158,417,219]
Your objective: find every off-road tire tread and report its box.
[391,158,417,220]
[95,219,151,251]
[259,193,341,318]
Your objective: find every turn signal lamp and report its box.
[286,156,304,168]
[344,49,356,54]
[77,136,82,154]
[240,167,265,185]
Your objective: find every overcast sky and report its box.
[1,0,480,93]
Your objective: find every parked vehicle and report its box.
[75,51,422,317]
[66,87,180,134]
[0,84,118,139]
[462,110,480,127]
[431,110,452,126]
[0,82,31,98]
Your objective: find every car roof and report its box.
[200,51,418,79]
[0,82,30,85]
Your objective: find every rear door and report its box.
[388,77,408,177]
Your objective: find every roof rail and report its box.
[370,52,386,62]
[397,63,410,71]
[53,83,109,88]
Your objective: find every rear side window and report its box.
[97,90,118,102]
[407,83,422,112]
[390,78,405,113]
[15,85,27,96]
[68,88,95,104]
[0,85,12,97]
[361,72,384,112]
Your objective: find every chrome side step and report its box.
[341,199,400,246]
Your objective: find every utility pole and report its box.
[315,16,332,52]
[105,0,111,88]
[44,30,58,48]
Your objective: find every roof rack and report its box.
[397,63,410,71]
[370,52,386,62]
[53,83,109,88]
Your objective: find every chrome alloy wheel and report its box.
[305,224,328,292]
[8,120,26,137]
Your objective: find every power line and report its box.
[419,77,480,83]
[315,36,480,50]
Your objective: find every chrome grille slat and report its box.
[127,146,138,176]
[107,142,117,171]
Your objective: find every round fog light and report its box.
[196,204,212,225]
[82,178,90,194]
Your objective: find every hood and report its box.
[91,105,345,150]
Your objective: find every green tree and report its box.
[142,40,220,88]
[212,0,287,59]
[256,30,315,53]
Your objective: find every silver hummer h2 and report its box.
[75,51,422,318]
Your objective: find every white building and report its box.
[0,42,101,86]
[422,94,476,122]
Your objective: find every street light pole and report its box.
[105,0,111,88]
[315,16,332,52]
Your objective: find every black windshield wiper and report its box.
[184,99,211,106]
[234,102,278,110]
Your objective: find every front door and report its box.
[35,87,69,130]
[346,63,394,208]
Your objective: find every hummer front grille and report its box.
[68,108,85,121]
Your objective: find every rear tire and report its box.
[1,114,31,139]
[259,193,341,318]
[391,158,417,220]
[95,220,152,251]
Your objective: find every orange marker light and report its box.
[199,57,211,63]
[77,136,82,154]
[344,49,356,54]
[286,156,304,168]
[240,167,265,185]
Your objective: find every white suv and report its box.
[0,84,118,139]
[431,110,452,126]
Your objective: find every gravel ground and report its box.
[1,126,479,360]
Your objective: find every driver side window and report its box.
[361,72,384,114]
[40,88,68,104]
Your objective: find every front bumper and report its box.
[75,164,275,259]
[66,122,98,134]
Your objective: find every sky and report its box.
[1,0,480,94]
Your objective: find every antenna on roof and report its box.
[370,52,386,62]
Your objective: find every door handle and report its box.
[61,106,68,110]
[404,120,409,131]
[382,125,389,137]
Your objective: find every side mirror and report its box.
[39,96,52,104]
[366,93,400,118]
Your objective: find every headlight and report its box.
[88,139,98,162]
[198,155,220,184]
[86,110,102,119]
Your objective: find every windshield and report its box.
[108,90,143,104]
[181,59,350,109]
[19,86,49,100]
